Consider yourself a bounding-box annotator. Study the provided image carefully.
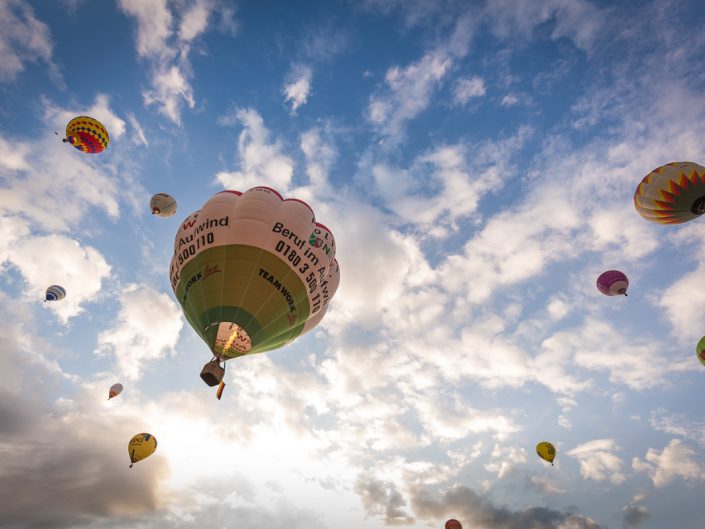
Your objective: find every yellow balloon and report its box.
[128,433,157,468]
[536,441,556,465]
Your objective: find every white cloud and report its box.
[283,65,313,115]
[366,15,474,141]
[567,439,627,484]
[368,50,451,139]
[97,283,183,380]
[0,217,111,323]
[143,64,196,124]
[179,0,212,42]
[216,108,294,192]
[369,127,531,235]
[0,313,170,528]
[118,0,173,58]
[128,113,149,146]
[484,0,606,52]
[632,439,705,487]
[657,262,705,344]
[453,76,486,104]
[501,93,521,107]
[0,0,55,82]
[119,0,225,124]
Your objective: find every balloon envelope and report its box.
[169,187,340,361]
[536,441,556,464]
[596,270,629,296]
[150,193,177,217]
[45,285,66,302]
[128,433,157,467]
[108,383,123,399]
[697,336,705,367]
[634,162,705,224]
[64,116,109,154]
[445,520,462,529]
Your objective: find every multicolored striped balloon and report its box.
[63,116,109,154]
[44,284,66,302]
[170,186,340,363]
[596,270,629,296]
[634,162,705,224]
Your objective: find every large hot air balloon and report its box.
[697,336,705,367]
[536,441,556,465]
[169,187,340,387]
[596,270,629,296]
[108,383,123,400]
[128,433,157,468]
[150,193,177,217]
[445,520,462,529]
[634,162,705,224]
[63,116,109,154]
[44,285,66,302]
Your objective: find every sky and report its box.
[1,0,705,528]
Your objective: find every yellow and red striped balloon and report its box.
[64,116,109,154]
[634,162,705,224]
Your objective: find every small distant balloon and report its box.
[150,193,177,217]
[596,270,629,296]
[536,441,556,465]
[445,520,462,529]
[697,336,705,367]
[128,433,157,468]
[45,285,66,302]
[63,116,109,154]
[108,383,123,400]
[634,162,705,224]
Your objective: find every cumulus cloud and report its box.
[0,0,56,83]
[355,476,415,525]
[566,439,626,484]
[632,439,705,487]
[0,307,170,529]
[484,0,607,52]
[283,65,313,115]
[216,108,295,192]
[621,494,650,529]
[0,220,111,323]
[97,283,183,380]
[453,76,486,104]
[367,14,475,141]
[410,485,608,529]
[0,96,125,232]
[119,0,228,124]
[369,126,531,235]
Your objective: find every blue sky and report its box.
[2,0,705,528]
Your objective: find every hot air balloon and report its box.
[536,441,556,465]
[697,336,705,367]
[169,187,340,387]
[150,193,177,217]
[44,285,66,302]
[108,383,123,400]
[445,520,462,529]
[128,433,157,468]
[596,270,629,296]
[634,162,705,224]
[63,116,109,154]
